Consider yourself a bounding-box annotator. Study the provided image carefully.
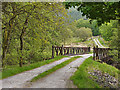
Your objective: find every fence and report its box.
[93,45,112,61]
[52,45,90,58]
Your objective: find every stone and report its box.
[88,70,118,88]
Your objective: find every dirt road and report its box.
[1,57,72,88]
[22,54,92,88]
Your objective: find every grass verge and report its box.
[31,56,82,82]
[98,37,108,48]
[70,56,120,88]
[1,56,67,79]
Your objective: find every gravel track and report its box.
[93,39,100,47]
[1,57,72,88]
[93,38,104,48]
[96,38,104,48]
[22,54,92,88]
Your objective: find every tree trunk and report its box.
[19,17,28,67]
[2,21,14,68]
[2,46,7,68]
[19,32,23,67]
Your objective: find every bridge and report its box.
[52,45,90,58]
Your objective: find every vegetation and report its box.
[65,19,94,43]
[64,1,120,69]
[2,2,94,69]
[99,20,118,41]
[99,20,119,66]
[70,56,120,88]
[2,2,120,85]
[98,37,108,48]
[31,56,81,82]
[64,2,119,25]
[75,27,92,42]
[80,37,95,47]
[76,19,100,36]
[1,56,67,79]
[2,2,74,68]
[67,6,86,22]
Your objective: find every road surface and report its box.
[93,38,104,48]
[22,54,92,88]
[1,57,72,88]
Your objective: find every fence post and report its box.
[56,48,58,56]
[73,48,75,54]
[76,48,78,54]
[77,48,79,54]
[93,46,95,60]
[96,45,98,60]
[61,45,63,55]
[52,45,54,58]
[88,47,90,52]
[67,48,69,54]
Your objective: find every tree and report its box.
[76,19,100,36]
[99,20,118,41]
[64,2,119,25]
[64,1,120,62]
[75,27,92,41]
[67,6,86,22]
[2,2,69,67]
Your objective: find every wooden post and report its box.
[88,47,90,52]
[73,48,75,54]
[70,48,72,54]
[80,48,82,54]
[83,48,85,54]
[78,48,79,54]
[81,48,83,54]
[96,45,98,60]
[93,46,95,60]
[67,48,69,55]
[76,48,78,54]
[61,45,63,55]
[64,48,66,55]
[52,46,54,58]
[56,48,58,56]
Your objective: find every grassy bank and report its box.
[31,56,82,82]
[70,56,120,88]
[64,37,94,48]
[1,56,67,79]
[98,37,108,47]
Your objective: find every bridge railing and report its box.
[93,45,112,61]
[52,45,90,58]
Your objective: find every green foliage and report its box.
[91,20,100,36]
[109,27,120,65]
[64,2,119,26]
[74,27,92,41]
[2,2,73,67]
[31,56,81,82]
[67,6,86,22]
[76,19,100,36]
[64,2,120,65]
[71,56,119,88]
[99,20,119,64]
[99,20,118,41]
[76,19,92,28]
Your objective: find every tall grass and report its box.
[71,56,119,88]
